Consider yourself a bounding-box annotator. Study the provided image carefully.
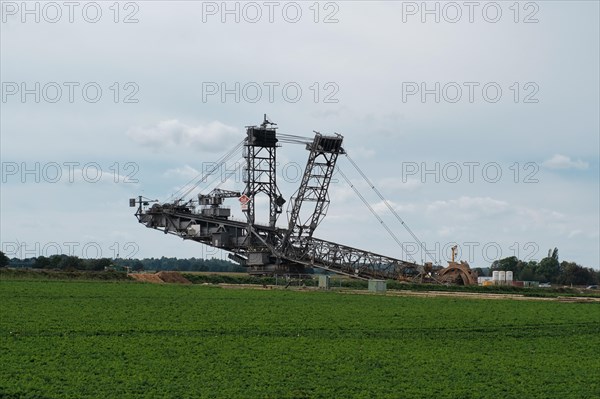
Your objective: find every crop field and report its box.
[1,280,599,398]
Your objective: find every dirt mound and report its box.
[129,273,164,283]
[156,271,191,284]
[129,272,191,285]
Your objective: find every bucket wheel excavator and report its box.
[132,115,477,283]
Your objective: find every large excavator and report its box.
[132,116,477,283]
[436,245,478,285]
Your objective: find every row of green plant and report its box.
[1,281,598,398]
[182,273,316,286]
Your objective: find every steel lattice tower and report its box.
[242,117,284,232]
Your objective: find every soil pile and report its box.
[156,271,192,284]
[129,271,191,284]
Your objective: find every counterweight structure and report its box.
[133,116,422,280]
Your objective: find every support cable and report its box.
[344,153,437,265]
[277,133,313,145]
[167,139,244,202]
[336,167,417,264]
[205,155,245,193]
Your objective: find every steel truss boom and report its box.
[281,133,345,257]
[133,116,426,280]
[135,207,420,280]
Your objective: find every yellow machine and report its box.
[436,245,478,285]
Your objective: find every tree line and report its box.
[491,248,599,286]
[0,252,244,273]
[2,247,598,285]
[114,257,245,272]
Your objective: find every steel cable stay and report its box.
[204,155,245,194]
[278,137,311,145]
[135,117,480,281]
[163,133,433,264]
[335,167,417,264]
[343,153,437,265]
[167,131,309,204]
[278,133,312,140]
[277,133,313,145]
[178,140,244,199]
[173,154,245,205]
[167,145,239,202]
[167,139,244,202]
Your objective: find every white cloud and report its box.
[50,168,138,185]
[348,146,376,160]
[542,154,589,170]
[127,120,240,152]
[372,200,415,214]
[422,196,581,237]
[437,225,468,238]
[329,183,361,203]
[568,229,582,238]
[378,177,422,191]
[513,207,567,235]
[426,196,509,216]
[165,184,201,202]
[163,165,200,179]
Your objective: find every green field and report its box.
[1,281,598,398]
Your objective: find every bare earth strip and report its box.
[344,288,600,303]
[129,271,191,284]
[214,283,600,302]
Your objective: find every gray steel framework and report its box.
[136,207,419,280]
[242,119,284,241]
[133,117,422,280]
[281,133,344,258]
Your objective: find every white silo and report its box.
[499,271,506,285]
[506,271,514,284]
[492,271,500,283]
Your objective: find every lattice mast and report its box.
[242,115,285,233]
[281,133,345,255]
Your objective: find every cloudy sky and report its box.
[1,1,598,269]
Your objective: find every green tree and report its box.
[520,261,539,281]
[491,256,519,271]
[0,251,9,267]
[57,255,82,271]
[491,256,528,280]
[85,258,112,271]
[559,261,599,286]
[536,248,560,283]
[33,256,52,269]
